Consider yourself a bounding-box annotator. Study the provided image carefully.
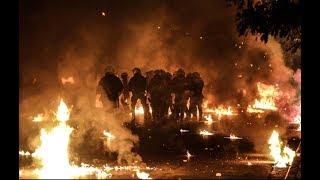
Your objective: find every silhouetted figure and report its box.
[171,68,187,121]
[189,72,204,121]
[128,68,150,121]
[120,72,130,111]
[185,73,193,119]
[163,72,173,118]
[98,66,123,109]
[148,70,166,120]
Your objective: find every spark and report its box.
[180,129,190,133]
[186,150,193,161]
[199,130,215,136]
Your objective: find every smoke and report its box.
[20,0,300,157]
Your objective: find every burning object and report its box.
[268,130,295,168]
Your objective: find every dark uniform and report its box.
[189,72,204,121]
[98,71,123,109]
[163,72,173,118]
[185,73,193,119]
[128,68,150,120]
[120,72,130,110]
[148,70,166,120]
[172,69,187,121]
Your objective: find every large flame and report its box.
[30,99,111,179]
[268,130,295,168]
[247,82,279,113]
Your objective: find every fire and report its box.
[247,82,279,112]
[61,76,75,85]
[136,170,152,179]
[29,99,111,179]
[224,134,242,140]
[293,115,301,131]
[268,130,296,168]
[19,150,32,157]
[103,130,115,148]
[33,114,44,122]
[186,150,193,161]
[103,130,115,140]
[199,130,214,136]
[135,105,144,115]
[246,105,265,113]
[203,114,215,125]
[213,106,236,119]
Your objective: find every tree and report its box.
[227,0,301,55]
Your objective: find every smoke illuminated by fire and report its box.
[268,130,295,168]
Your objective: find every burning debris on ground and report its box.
[20,0,301,179]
